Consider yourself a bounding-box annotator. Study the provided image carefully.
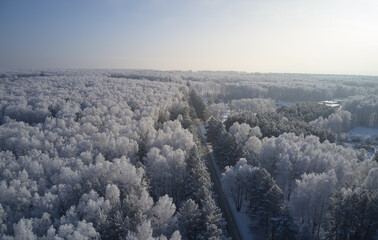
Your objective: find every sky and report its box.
[0,0,378,75]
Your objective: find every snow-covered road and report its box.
[199,124,252,240]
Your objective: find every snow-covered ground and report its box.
[348,126,378,141]
[276,98,344,108]
[319,100,340,108]
[342,126,378,159]
[223,186,253,240]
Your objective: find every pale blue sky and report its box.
[1,0,377,75]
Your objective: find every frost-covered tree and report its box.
[224,111,336,143]
[230,98,275,115]
[13,218,36,240]
[2,70,377,239]
[277,102,336,123]
[222,159,259,211]
[183,142,227,239]
[229,122,262,145]
[148,195,177,237]
[310,110,352,137]
[215,131,243,169]
[205,116,224,143]
[145,146,187,203]
[206,103,229,121]
[342,94,378,127]
[291,170,337,239]
[0,71,191,239]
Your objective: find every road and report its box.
[198,124,243,240]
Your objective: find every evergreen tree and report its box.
[206,116,223,143]
[373,151,378,162]
[189,89,207,121]
[248,168,297,240]
[177,199,201,240]
[329,188,378,240]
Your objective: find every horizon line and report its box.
[1,67,378,78]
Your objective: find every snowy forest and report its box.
[0,70,377,240]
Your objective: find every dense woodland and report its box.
[0,71,227,239]
[199,74,378,239]
[0,70,377,239]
